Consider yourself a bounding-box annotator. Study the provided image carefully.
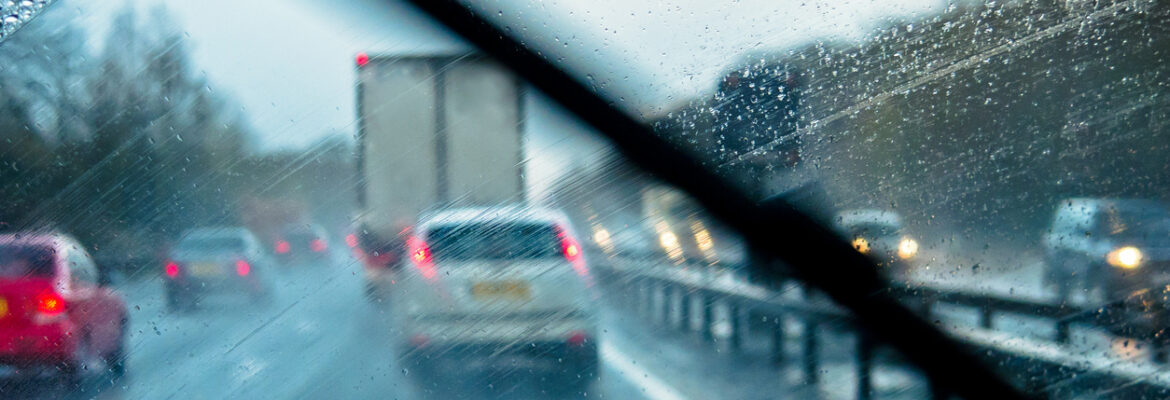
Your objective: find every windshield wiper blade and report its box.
[403,1,1031,398]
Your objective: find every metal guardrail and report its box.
[594,258,1170,399]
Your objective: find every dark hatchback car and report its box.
[272,224,331,266]
[163,228,274,311]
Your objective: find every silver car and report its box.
[392,206,598,387]
[164,227,274,311]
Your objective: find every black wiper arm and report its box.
[403,1,1031,398]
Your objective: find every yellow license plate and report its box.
[191,262,222,277]
[0,297,7,318]
[471,281,531,301]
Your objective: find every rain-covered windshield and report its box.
[0,0,1166,398]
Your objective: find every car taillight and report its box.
[235,260,251,276]
[407,236,432,265]
[406,236,436,279]
[165,261,181,279]
[345,233,359,248]
[567,331,588,347]
[561,235,581,263]
[310,238,327,253]
[558,226,588,276]
[275,240,291,254]
[35,291,65,316]
[409,333,429,348]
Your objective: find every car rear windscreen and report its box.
[846,223,899,238]
[0,245,55,278]
[427,223,561,261]
[1101,205,1170,238]
[176,237,247,253]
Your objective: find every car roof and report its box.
[0,232,68,248]
[1058,198,1167,211]
[834,209,902,227]
[179,227,255,240]
[281,223,326,234]
[418,205,569,231]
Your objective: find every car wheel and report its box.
[561,347,599,393]
[104,317,129,378]
[60,335,100,387]
[251,287,274,306]
[166,289,194,313]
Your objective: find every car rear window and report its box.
[426,223,561,261]
[1101,205,1170,237]
[0,245,56,278]
[285,232,319,245]
[176,237,247,253]
[844,223,899,238]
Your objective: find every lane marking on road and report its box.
[600,341,689,400]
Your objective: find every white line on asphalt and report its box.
[600,341,689,400]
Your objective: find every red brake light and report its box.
[165,262,180,278]
[406,236,436,279]
[275,240,290,254]
[558,227,588,276]
[563,239,581,262]
[35,291,65,315]
[407,236,432,265]
[235,260,251,276]
[345,233,359,248]
[355,52,369,67]
[567,331,588,347]
[310,238,327,253]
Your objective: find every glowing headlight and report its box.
[852,237,870,254]
[593,228,612,247]
[1107,246,1142,269]
[659,232,679,250]
[898,238,919,260]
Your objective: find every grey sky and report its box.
[74,0,944,151]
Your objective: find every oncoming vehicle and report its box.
[163,227,273,311]
[272,223,330,265]
[0,233,128,380]
[1043,198,1170,302]
[835,209,919,278]
[392,206,598,390]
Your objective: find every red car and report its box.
[0,233,128,380]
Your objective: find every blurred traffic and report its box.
[0,0,1167,399]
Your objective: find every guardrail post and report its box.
[979,306,994,329]
[856,333,874,400]
[803,320,819,385]
[917,294,933,316]
[728,301,742,352]
[645,279,655,318]
[655,283,667,324]
[771,315,785,366]
[678,287,691,332]
[1153,337,1168,364]
[702,295,715,341]
[1054,319,1070,344]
